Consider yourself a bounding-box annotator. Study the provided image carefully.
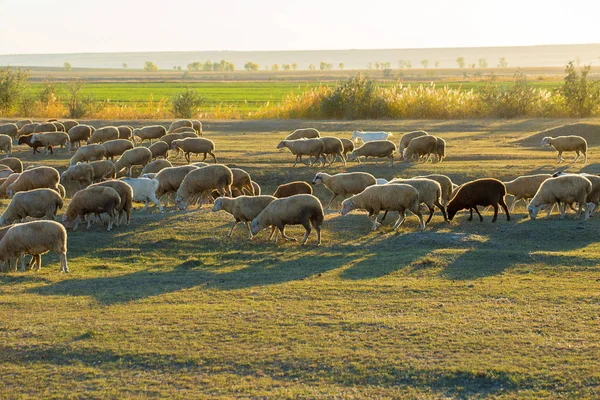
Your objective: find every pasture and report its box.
[1,118,600,398]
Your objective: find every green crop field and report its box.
[1,118,600,398]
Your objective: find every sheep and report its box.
[541,136,587,164]
[0,167,12,179]
[212,195,276,239]
[102,139,134,161]
[60,120,79,132]
[351,131,391,143]
[17,122,40,137]
[159,133,185,147]
[0,173,20,198]
[155,165,199,206]
[70,144,107,166]
[51,121,66,132]
[251,181,261,195]
[503,174,552,212]
[62,186,121,231]
[552,173,600,217]
[527,174,592,220]
[90,180,133,225]
[231,168,255,195]
[388,178,448,224]
[168,120,193,133]
[0,158,23,174]
[175,165,233,210]
[341,184,424,232]
[319,136,346,166]
[0,220,68,273]
[120,177,163,212]
[114,147,152,177]
[349,140,396,167]
[60,163,95,195]
[398,130,429,154]
[250,194,324,245]
[149,141,170,159]
[89,160,116,182]
[285,128,320,140]
[414,174,454,206]
[33,122,57,133]
[87,126,119,144]
[67,125,94,148]
[15,120,33,130]
[434,137,446,162]
[7,167,60,198]
[140,159,172,176]
[277,138,325,167]
[0,123,18,138]
[18,134,49,155]
[273,181,313,198]
[340,138,355,159]
[171,127,196,135]
[403,135,437,163]
[447,178,510,222]
[133,125,166,144]
[31,132,69,154]
[311,172,376,209]
[170,138,217,163]
[191,120,202,135]
[116,125,133,140]
[180,131,198,139]
[0,188,63,225]
[57,184,66,199]
[0,134,12,156]
[376,178,388,185]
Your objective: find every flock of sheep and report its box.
[0,118,593,274]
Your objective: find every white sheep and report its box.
[115,147,152,177]
[119,177,163,212]
[133,125,167,144]
[140,159,172,176]
[503,174,552,211]
[87,126,119,144]
[311,172,377,209]
[348,140,396,167]
[351,131,391,143]
[31,132,69,154]
[285,128,320,140]
[398,130,429,154]
[0,134,12,156]
[212,195,276,239]
[175,164,233,210]
[7,167,60,198]
[388,178,448,224]
[62,186,121,231]
[403,135,437,163]
[527,174,592,220]
[102,139,134,161]
[277,138,325,167]
[541,136,587,164]
[414,174,455,206]
[70,144,107,166]
[155,165,199,207]
[0,188,63,225]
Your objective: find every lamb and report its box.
[175,164,233,210]
[388,178,448,224]
[31,132,69,154]
[0,220,68,273]
[212,195,276,239]
[140,159,172,176]
[18,134,49,155]
[33,122,57,133]
[170,138,217,163]
[68,125,94,148]
[414,174,455,206]
[231,168,255,195]
[89,160,117,182]
[285,128,320,140]
[133,125,167,144]
[7,167,60,198]
[0,188,63,225]
[70,144,107,166]
[191,120,202,135]
[0,134,12,156]
[527,174,592,220]
[102,139,134,161]
[398,130,429,154]
[349,140,396,166]
[87,126,119,144]
[250,194,324,245]
[503,174,552,211]
[273,181,313,198]
[341,184,424,231]
[447,178,510,222]
[51,121,66,132]
[90,180,133,225]
[0,123,18,138]
[277,138,325,167]
[62,186,121,231]
[351,131,391,143]
[319,136,346,166]
[15,120,33,130]
[403,135,437,163]
[0,158,23,173]
[0,173,20,198]
[116,125,133,140]
[149,141,170,159]
[114,147,152,177]
[60,120,79,132]
[120,177,163,212]
[434,137,446,162]
[168,120,193,132]
[541,135,587,164]
[311,172,376,209]
[60,163,95,195]
[155,165,199,206]
[17,122,40,137]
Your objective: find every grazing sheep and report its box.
[133,125,167,144]
[168,120,193,133]
[0,123,18,138]
[251,181,261,196]
[541,136,587,164]
[51,121,66,132]
[503,174,552,212]
[7,167,60,198]
[149,141,170,159]
[231,168,255,195]
[114,147,152,177]
[62,186,121,231]
[398,130,429,154]
[90,180,133,225]
[191,120,202,135]
[434,137,446,162]
[349,140,396,167]
[116,125,133,140]
[528,174,592,220]
[60,163,95,195]
[180,131,198,139]
[250,194,324,245]
[155,165,199,206]
[311,172,376,209]
[0,134,12,156]
[70,144,107,166]
[175,164,233,210]
[447,178,510,222]
[159,133,185,147]
[89,160,117,182]
[319,136,346,166]
[340,137,355,159]
[31,132,69,154]
[120,177,163,212]
[285,128,320,140]
[0,220,68,273]
[0,188,63,225]
[140,159,172,176]
[171,127,196,135]
[33,122,58,133]
[18,134,49,155]
[403,135,437,163]
[87,126,119,144]
[351,131,391,143]
[0,173,20,198]
[15,120,33,130]
[102,139,134,161]
[273,181,313,198]
[60,120,78,132]
[277,138,325,167]
[341,184,424,231]
[17,122,40,137]
[388,178,448,224]
[68,125,95,148]
[0,158,23,174]
[212,195,276,239]
[170,138,217,163]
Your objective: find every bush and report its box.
[171,88,204,118]
[0,67,30,113]
[321,74,387,119]
[561,61,600,117]
[67,79,96,118]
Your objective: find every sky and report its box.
[1,0,599,54]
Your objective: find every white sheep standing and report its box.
[351,131,391,143]
[527,174,592,220]
[212,195,276,239]
[119,177,164,212]
[311,172,377,209]
[541,136,587,164]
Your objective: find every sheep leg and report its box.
[583,152,587,164]
[59,252,69,273]
[468,208,474,221]
[107,211,114,231]
[341,153,347,166]
[268,226,277,241]
[300,222,311,246]
[86,215,93,230]
[557,151,564,163]
[389,155,393,167]
[425,205,435,225]
[245,222,254,240]
[392,210,406,230]
[416,210,426,231]
[151,195,164,213]
[473,206,483,222]
[370,213,382,231]
[559,203,567,219]
[185,152,191,164]
[210,152,218,163]
[227,220,241,237]
[491,204,499,222]
[499,197,511,221]
[311,218,321,246]
[20,253,27,272]
[326,193,338,210]
[280,226,296,241]
[379,210,388,222]
[572,151,580,163]
[34,255,41,271]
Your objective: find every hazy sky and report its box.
[1,0,599,54]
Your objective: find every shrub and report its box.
[0,67,30,113]
[561,61,600,117]
[171,88,204,118]
[67,79,96,118]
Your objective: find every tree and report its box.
[308,64,316,71]
[320,62,332,70]
[382,62,391,69]
[271,64,280,71]
[398,60,406,69]
[434,61,440,68]
[561,61,600,117]
[470,63,476,68]
[63,62,72,72]
[421,59,429,69]
[144,61,158,72]
[374,62,380,69]
[406,61,412,69]
[0,67,30,113]
[498,57,508,68]
[122,63,128,69]
[188,62,202,72]
[478,58,488,68]
[456,57,465,68]
[66,79,95,118]
[177,66,182,71]
[282,64,291,70]
[244,62,259,71]
[291,63,298,71]
[203,61,213,71]
[367,62,373,69]
[339,63,344,70]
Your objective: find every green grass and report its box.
[1,118,599,398]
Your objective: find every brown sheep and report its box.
[62,186,121,231]
[68,125,95,148]
[447,178,510,222]
[18,134,50,155]
[90,180,133,225]
[273,181,313,198]
[170,138,217,163]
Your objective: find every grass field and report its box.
[1,118,600,398]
